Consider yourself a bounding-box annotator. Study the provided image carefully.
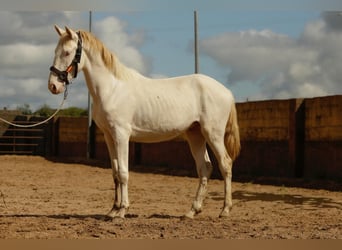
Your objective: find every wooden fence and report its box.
[1,95,341,181]
[0,113,52,155]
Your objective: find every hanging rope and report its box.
[0,87,68,128]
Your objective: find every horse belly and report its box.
[130,130,184,143]
[130,101,197,143]
[130,114,192,142]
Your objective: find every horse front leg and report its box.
[107,160,122,218]
[109,130,130,219]
[103,132,121,218]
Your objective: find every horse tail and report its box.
[225,101,241,161]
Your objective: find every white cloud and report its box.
[200,13,342,100]
[93,16,150,75]
[0,43,54,79]
[0,11,87,111]
[0,11,149,112]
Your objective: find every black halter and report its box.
[50,31,82,85]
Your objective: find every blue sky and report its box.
[92,10,324,101]
[0,1,342,110]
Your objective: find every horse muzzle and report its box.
[48,81,65,95]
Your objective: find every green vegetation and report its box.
[59,106,88,117]
[15,103,88,117]
[16,104,32,115]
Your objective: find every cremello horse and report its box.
[48,25,240,219]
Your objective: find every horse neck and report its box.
[81,55,112,100]
[81,46,144,101]
[79,31,147,99]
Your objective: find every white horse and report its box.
[48,25,240,219]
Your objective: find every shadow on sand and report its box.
[209,190,342,210]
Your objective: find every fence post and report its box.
[288,99,305,178]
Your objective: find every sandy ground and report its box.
[0,155,341,239]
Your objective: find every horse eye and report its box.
[65,51,70,57]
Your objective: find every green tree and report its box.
[60,107,88,117]
[17,103,32,115]
[33,105,87,117]
[34,104,54,117]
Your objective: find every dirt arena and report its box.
[0,155,341,239]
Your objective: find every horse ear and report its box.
[65,26,78,40]
[54,25,65,36]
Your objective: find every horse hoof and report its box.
[106,208,126,219]
[181,214,193,220]
[181,210,197,220]
[219,208,230,218]
[116,208,126,219]
[107,210,118,219]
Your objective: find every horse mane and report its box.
[79,30,141,81]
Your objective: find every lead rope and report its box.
[0,86,68,128]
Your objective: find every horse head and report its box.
[48,25,83,95]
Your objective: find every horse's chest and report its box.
[91,104,113,131]
[91,101,132,133]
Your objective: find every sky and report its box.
[1,1,342,111]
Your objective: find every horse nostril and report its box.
[49,83,57,94]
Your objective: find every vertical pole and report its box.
[87,10,95,159]
[194,10,199,74]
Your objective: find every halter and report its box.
[49,31,82,85]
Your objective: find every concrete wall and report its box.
[53,95,342,181]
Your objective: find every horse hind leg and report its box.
[206,134,233,218]
[183,123,213,219]
[218,153,233,218]
[199,120,233,218]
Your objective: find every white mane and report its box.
[79,30,142,82]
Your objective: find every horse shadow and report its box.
[0,212,184,221]
[0,213,139,221]
[209,190,342,210]
[147,214,181,219]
